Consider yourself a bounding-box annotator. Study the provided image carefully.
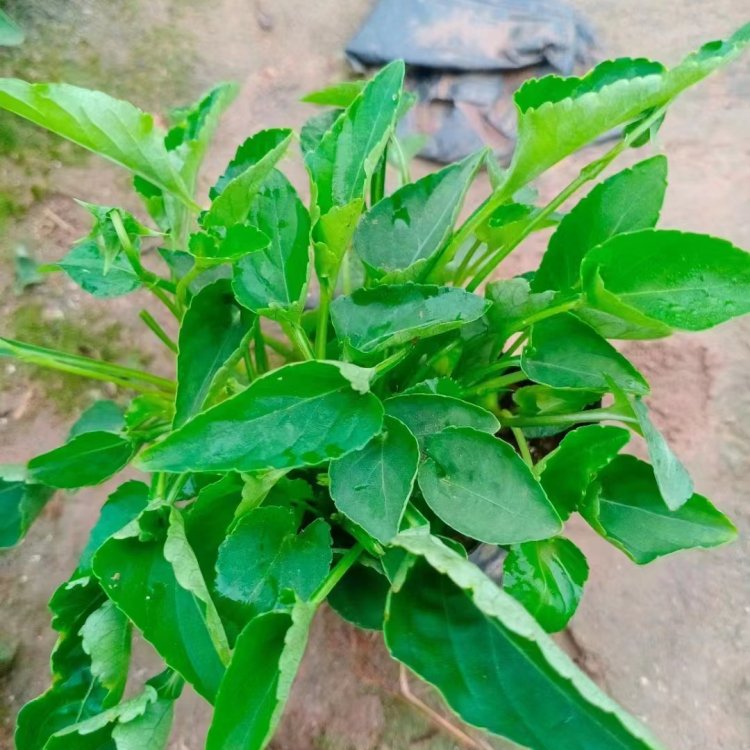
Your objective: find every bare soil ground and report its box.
[0,1,748,749]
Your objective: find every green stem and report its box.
[390,135,411,186]
[139,310,178,353]
[110,211,179,318]
[243,348,256,382]
[510,425,535,471]
[175,261,207,312]
[510,296,582,332]
[311,544,363,604]
[166,473,190,504]
[462,356,520,386]
[262,334,298,360]
[281,319,315,361]
[462,369,526,397]
[452,238,484,286]
[425,188,512,284]
[315,286,331,359]
[253,321,269,373]
[466,104,670,292]
[500,408,638,428]
[0,337,175,392]
[373,348,411,380]
[370,149,387,206]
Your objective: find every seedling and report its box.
[1,24,749,750]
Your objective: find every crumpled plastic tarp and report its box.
[346,0,598,163]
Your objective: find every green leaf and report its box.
[15,577,114,750]
[28,432,134,489]
[167,82,239,187]
[312,198,364,290]
[504,25,750,192]
[328,563,388,631]
[206,602,316,750]
[79,600,131,701]
[329,415,419,543]
[203,128,293,229]
[69,400,125,439]
[353,151,484,280]
[521,314,649,394]
[184,474,244,579]
[93,503,230,701]
[539,425,630,519]
[0,9,24,46]
[512,385,600,418]
[302,81,365,107]
[533,156,667,293]
[384,393,499,448]
[485,277,558,340]
[385,528,664,750]
[619,392,693,511]
[139,361,383,474]
[78,481,149,576]
[306,60,405,214]
[503,538,589,632]
[14,244,43,293]
[174,279,254,427]
[189,223,271,263]
[331,284,488,354]
[54,240,142,298]
[581,455,736,564]
[0,79,192,203]
[44,679,176,750]
[76,202,160,273]
[232,171,311,319]
[418,427,562,544]
[581,229,750,332]
[216,508,332,615]
[0,467,55,548]
[300,109,340,156]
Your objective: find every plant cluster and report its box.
[1,23,749,750]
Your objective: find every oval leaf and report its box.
[139,361,383,473]
[55,240,142,298]
[203,128,293,229]
[581,229,750,332]
[532,156,667,293]
[28,432,134,489]
[418,427,561,544]
[539,425,630,519]
[331,284,488,354]
[329,415,419,543]
[503,537,589,632]
[174,279,254,427]
[216,508,332,616]
[521,314,649,394]
[354,151,484,279]
[306,60,405,214]
[581,455,736,564]
[206,603,315,750]
[385,393,500,448]
[232,171,311,318]
[0,468,55,548]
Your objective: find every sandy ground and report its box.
[0,1,748,748]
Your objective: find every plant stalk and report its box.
[311,544,363,604]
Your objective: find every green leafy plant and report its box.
[1,24,749,750]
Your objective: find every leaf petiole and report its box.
[310,543,363,604]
